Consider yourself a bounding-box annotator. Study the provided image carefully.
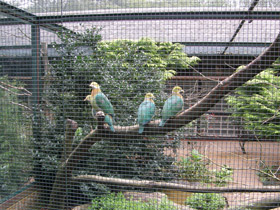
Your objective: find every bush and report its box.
[89,192,176,210]
[51,29,200,125]
[36,27,200,201]
[186,193,227,210]
[0,76,32,199]
[176,150,233,186]
[226,59,280,140]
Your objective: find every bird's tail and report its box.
[105,115,115,132]
[139,126,144,134]
[159,120,165,127]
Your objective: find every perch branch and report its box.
[72,174,280,193]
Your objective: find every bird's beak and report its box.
[84,97,88,101]
[180,89,184,93]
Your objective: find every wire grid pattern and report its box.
[1,0,280,209]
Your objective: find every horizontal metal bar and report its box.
[0,41,271,51]
[0,1,36,24]
[1,10,279,26]
[171,76,228,81]
[0,2,74,34]
[36,11,280,23]
[180,41,271,47]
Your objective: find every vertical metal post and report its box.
[31,24,41,104]
[31,24,42,181]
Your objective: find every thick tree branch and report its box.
[72,175,280,193]
[235,195,280,210]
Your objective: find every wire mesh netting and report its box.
[1,0,280,209]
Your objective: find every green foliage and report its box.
[186,193,227,210]
[176,149,211,182]
[212,165,233,187]
[89,192,176,210]
[86,38,199,125]
[0,76,32,199]
[37,28,199,201]
[79,136,179,180]
[226,59,280,140]
[50,28,199,126]
[257,161,280,185]
[176,150,233,186]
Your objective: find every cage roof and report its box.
[0,2,280,57]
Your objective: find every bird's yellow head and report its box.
[89,82,100,89]
[84,95,92,101]
[145,93,155,100]
[172,86,184,94]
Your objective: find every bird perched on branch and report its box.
[137,93,156,134]
[84,82,115,132]
[159,86,184,127]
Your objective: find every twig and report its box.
[0,84,31,96]
[0,81,32,96]
[189,65,221,83]
[224,62,236,70]
[17,28,31,40]
[10,101,32,111]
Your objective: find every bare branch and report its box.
[9,101,32,111]
[72,174,280,193]
[189,65,221,83]
[0,81,32,96]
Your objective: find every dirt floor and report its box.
[72,140,280,210]
[172,140,280,209]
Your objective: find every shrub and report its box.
[176,150,233,186]
[226,59,280,140]
[51,29,200,125]
[186,193,227,210]
[0,76,32,199]
[36,27,199,201]
[89,192,176,210]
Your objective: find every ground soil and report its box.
[171,140,280,209]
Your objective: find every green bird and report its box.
[137,93,156,134]
[159,86,184,127]
[84,82,115,132]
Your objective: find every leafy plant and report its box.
[257,161,280,185]
[226,59,280,140]
[176,149,211,182]
[213,165,233,187]
[186,193,227,210]
[51,31,199,126]
[35,27,200,202]
[0,76,32,199]
[89,192,176,210]
[176,150,233,186]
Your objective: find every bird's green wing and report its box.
[95,92,115,117]
[161,95,184,124]
[138,101,155,125]
[138,100,155,134]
